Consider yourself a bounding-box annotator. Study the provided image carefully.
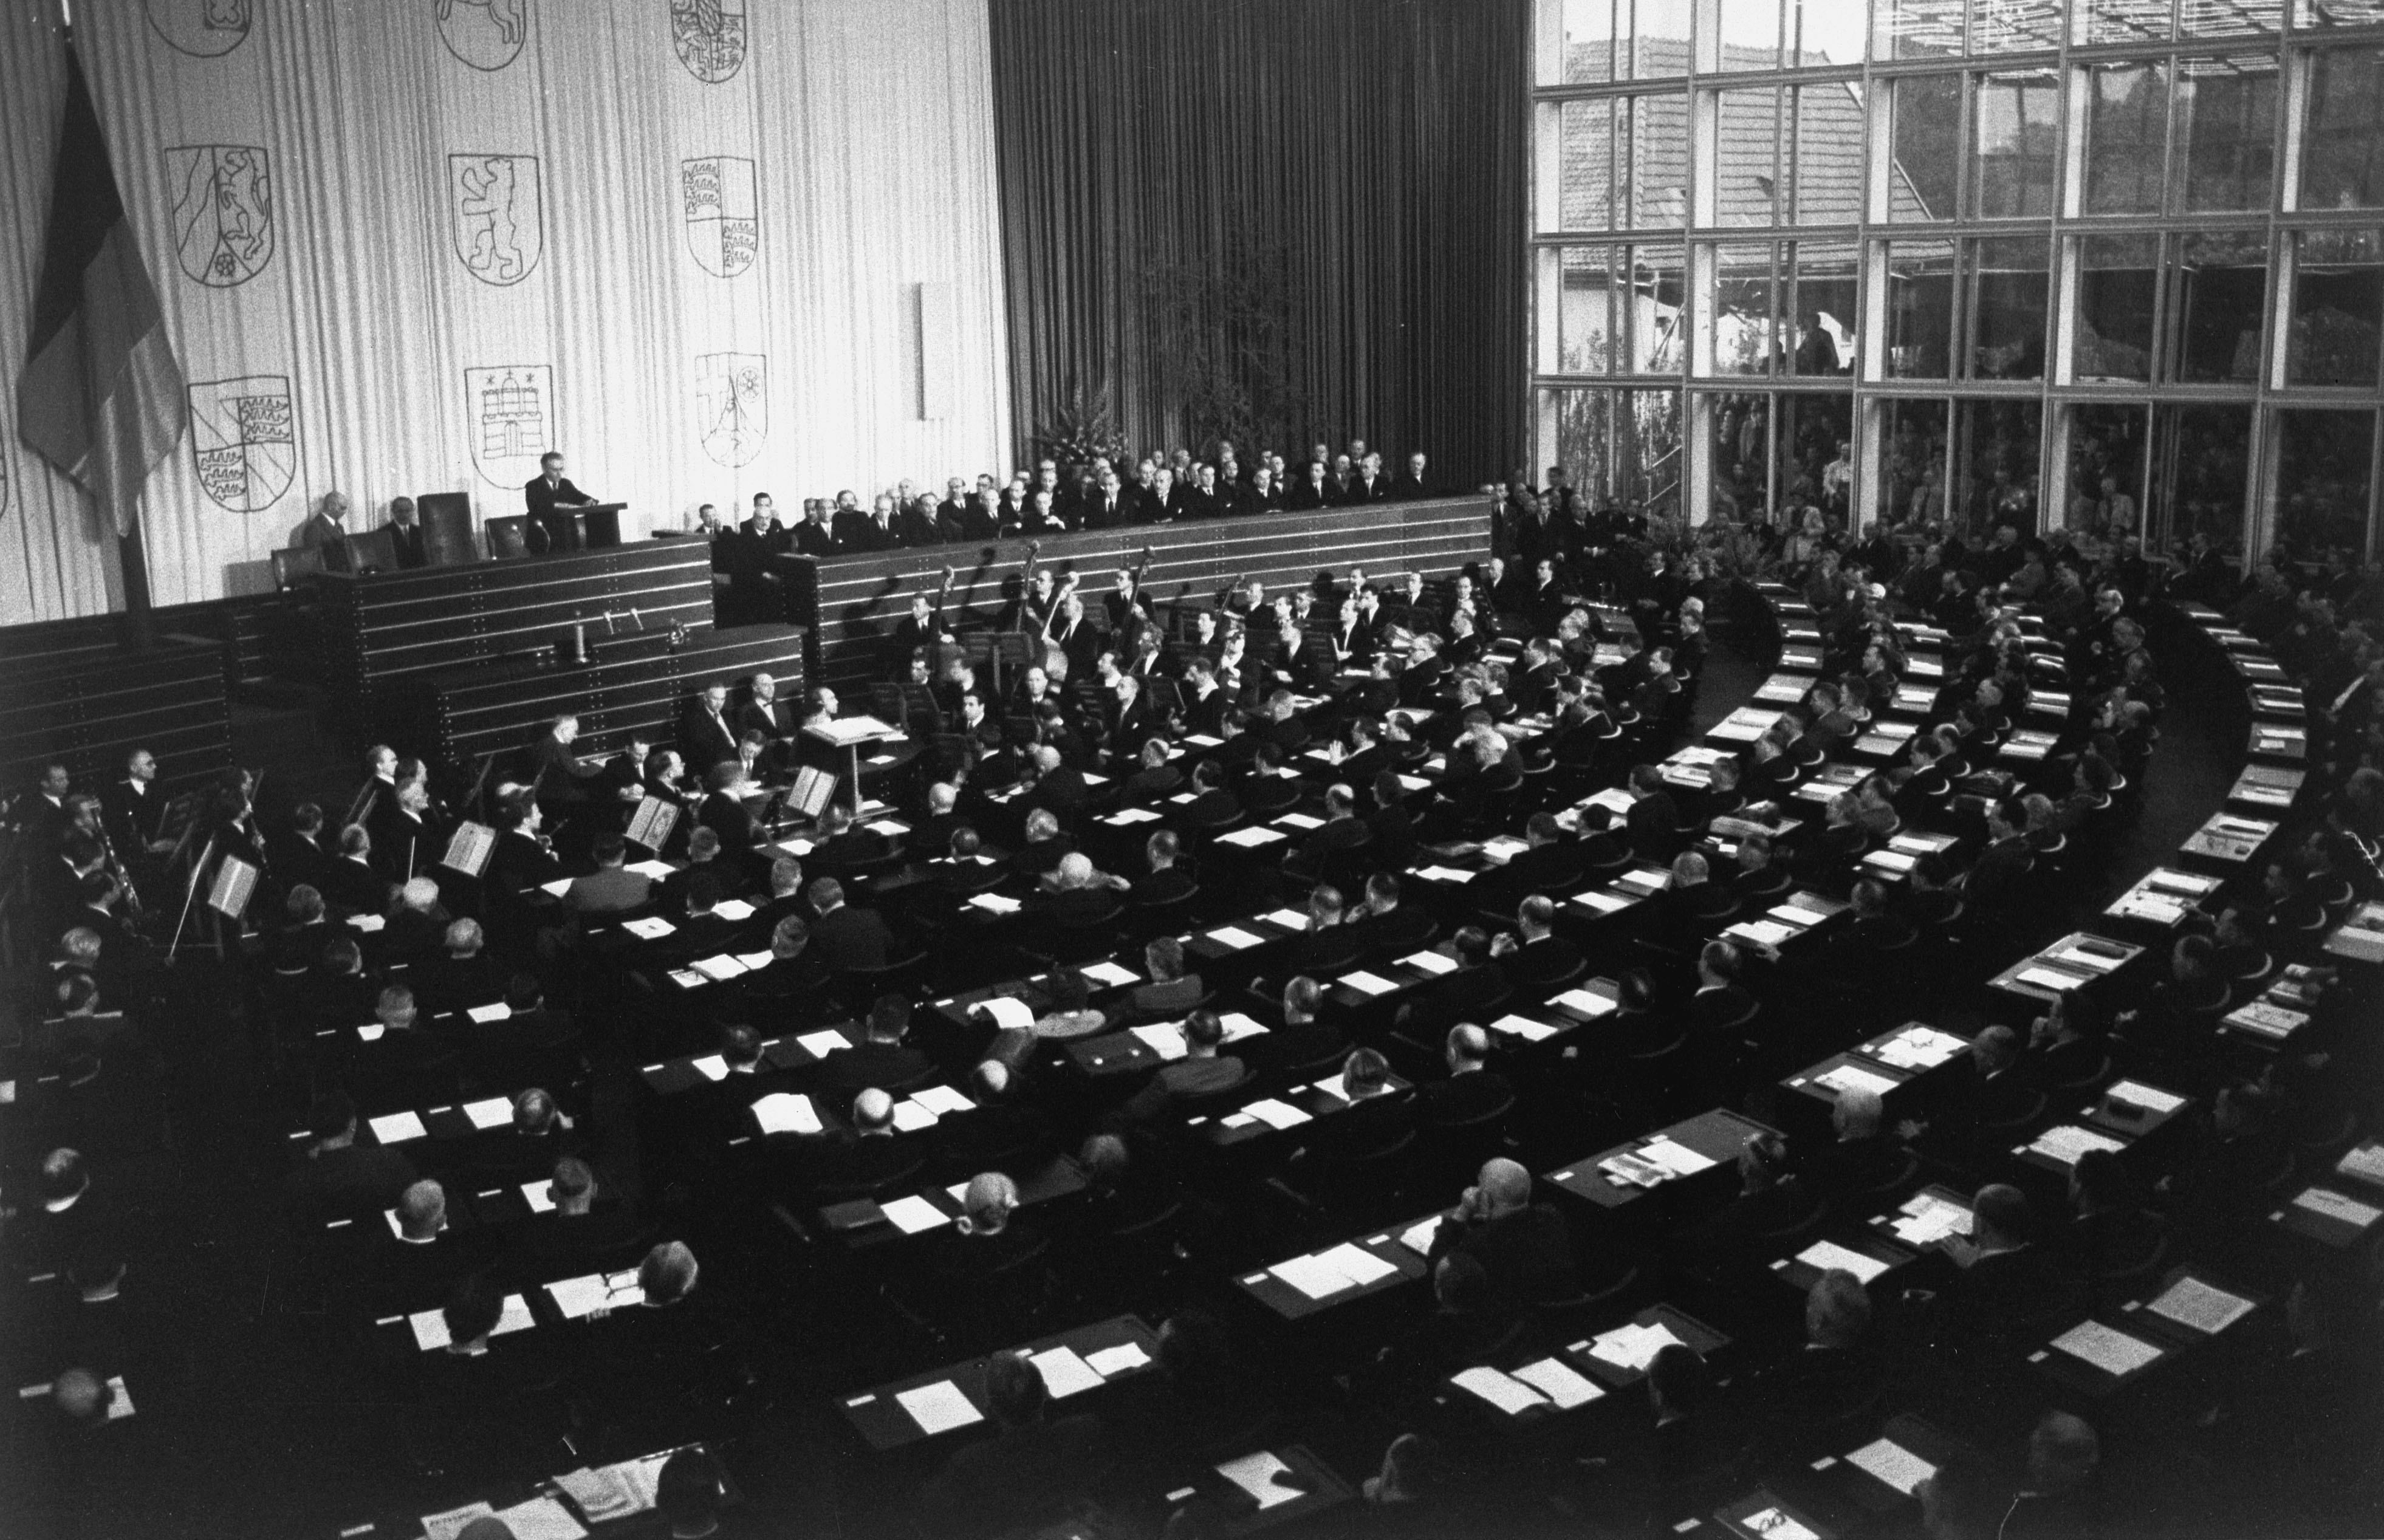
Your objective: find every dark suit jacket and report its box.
[1417,1068,1515,1129]
[388,522,428,569]
[679,707,740,776]
[523,475,594,547]
[809,903,894,973]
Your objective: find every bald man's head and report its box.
[1478,1157,1530,1214]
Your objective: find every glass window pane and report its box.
[1710,391,1773,518]
[2276,409,2376,559]
[1632,94,1691,228]
[2149,403,2252,555]
[2176,55,2276,213]
[1625,246,1689,372]
[2294,0,2384,27]
[1557,100,1620,231]
[1715,0,1779,71]
[2165,230,2269,382]
[2084,0,2174,44]
[2084,62,2170,216]
[2064,404,2151,538]
[2286,229,2384,388]
[1712,242,1780,375]
[1971,70,2060,218]
[1718,90,1781,227]
[1781,394,1856,525]
[1621,389,1685,517]
[1883,399,1951,526]
[1789,0,1866,67]
[1889,75,1963,222]
[2077,235,2160,383]
[1789,83,1868,225]
[1885,0,1963,60]
[1555,246,1620,374]
[2179,0,2280,36]
[1974,0,2063,53]
[1785,240,1861,375]
[2302,47,2384,212]
[1886,238,1958,378]
[1548,388,1616,504]
[1556,0,1620,85]
[1632,0,1694,78]
[1955,399,2044,535]
[1966,236,2050,380]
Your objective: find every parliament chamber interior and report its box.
[5,1,2384,1536]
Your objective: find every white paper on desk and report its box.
[1875,1026,1965,1069]
[461,1001,512,1027]
[368,1111,426,1144]
[357,1023,386,1042]
[2146,868,2216,894]
[522,1179,555,1213]
[1217,1451,1305,1510]
[730,950,775,973]
[911,1084,977,1115]
[897,1380,984,1436]
[1078,960,1139,988]
[1084,1340,1151,1377]
[2293,1187,2383,1227]
[1400,1216,1442,1255]
[1815,1063,1899,1100]
[1277,812,1326,830]
[1129,1022,1189,1059]
[2105,1080,2184,1115]
[1106,807,1163,825]
[1219,826,1288,847]
[1396,773,1431,793]
[1638,1137,1717,1177]
[798,1028,852,1058]
[2029,1124,2125,1165]
[1587,1320,1685,1372]
[1269,1251,1357,1300]
[1317,1241,1399,1287]
[1207,925,1265,950]
[1413,864,1476,884]
[1512,1357,1604,1409]
[2337,1144,2384,1186]
[545,1270,642,1319]
[972,996,1036,1030]
[1452,1366,1548,1416]
[461,1097,513,1131]
[623,916,676,940]
[1244,1097,1311,1130]
[541,877,575,898]
[707,898,756,923]
[752,1092,821,1136]
[2016,966,2085,992]
[2145,1275,2256,1335]
[968,892,1023,915]
[491,1496,587,1540]
[626,860,676,880]
[1183,734,1224,748]
[1575,889,1630,912]
[1727,920,1797,948]
[668,969,707,990]
[1028,1345,1106,1400]
[1890,1193,1972,1245]
[1554,988,1617,1018]
[1262,908,1312,931]
[346,913,386,933]
[2050,1320,2163,1378]
[420,1503,497,1540]
[689,1054,728,1081]
[2053,945,2125,973]
[1490,1013,1559,1042]
[1219,1012,1268,1042]
[407,1292,533,1351]
[890,1100,938,1133]
[1846,1437,1936,1496]
[1403,950,1459,976]
[1796,1241,1890,1284]
[881,1194,951,1234]
[1864,850,1916,873]
[775,839,815,857]
[1341,970,1397,997]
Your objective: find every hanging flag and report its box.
[18,45,187,541]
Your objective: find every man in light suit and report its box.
[563,833,655,915]
[522,452,597,553]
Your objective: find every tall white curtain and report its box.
[0,0,1011,624]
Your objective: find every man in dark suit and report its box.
[1120,1010,1248,1122]
[1427,1157,1579,1307]
[897,493,942,548]
[522,451,597,553]
[385,498,429,569]
[829,490,874,552]
[1347,453,1393,504]
[1081,469,1132,530]
[296,490,353,556]
[284,1093,419,1227]
[806,877,894,973]
[1416,1024,1514,1130]
[100,748,172,860]
[1623,764,1685,863]
[679,683,741,778]
[525,714,612,824]
[914,1348,1112,1538]
[1394,451,1435,501]
[813,995,931,1098]
[1491,895,1583,998]
[1932,1183,2080,1363]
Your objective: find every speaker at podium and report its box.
[526,502,628,554]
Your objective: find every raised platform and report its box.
[378,622,806,772]
[801,496,1494,690]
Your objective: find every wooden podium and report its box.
[530,502,627,554]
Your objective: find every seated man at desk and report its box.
[563,833,654,914]
[1118,1009,1247,1122]
[523,451,599,553]
[1425,1157,1578,1307]
[914,1348,1112,1539]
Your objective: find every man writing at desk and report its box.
[524,450,598,553]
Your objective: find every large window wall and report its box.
[1529,0,2384,562]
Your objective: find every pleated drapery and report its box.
[988,0,1527,487]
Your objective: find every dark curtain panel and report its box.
[989,0,1527,490]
